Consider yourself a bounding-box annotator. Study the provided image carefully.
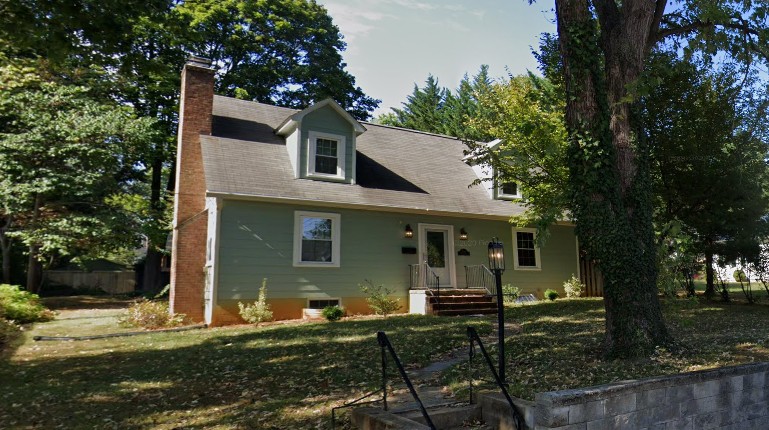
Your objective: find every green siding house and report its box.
[170,57,581,325]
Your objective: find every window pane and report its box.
[302,239,332,262]
[316,138,337,156]
[502,182,518,196]
[303,217,331,240]
[315,154,337,174]
[426,231,446,268]
[309,299,339,309]
[516,232,537,267]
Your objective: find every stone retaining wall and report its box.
[534,362,769,430]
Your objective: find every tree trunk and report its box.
[556,0,671,358]
[26,194,43,293]
[142,153,166,293]
[0,215,11,284]
[704,250,715,299]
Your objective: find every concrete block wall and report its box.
[533,362,769,430]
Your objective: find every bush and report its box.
[322,305,344,322]
[0,284,54,323]
[0,318,21,352]
[563,275,585,298]
[119,299,186,329]
[502,284,521,304]
[544,289,559,301]
[360,280,400,317]
[238,278,273,325]
[734,269,748,282]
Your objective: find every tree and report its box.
[468,74,570,238]
[552,0,769,357]
[0,58,157,291]
[383,75,450,134]
[642,54,769,299]
[1,0,380,291]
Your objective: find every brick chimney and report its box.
[170,56,215,322]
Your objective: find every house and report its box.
[170,57,583,326]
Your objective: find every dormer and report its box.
[275,98,366,184]
[467,138,522,200]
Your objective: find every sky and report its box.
[317,0,558,117]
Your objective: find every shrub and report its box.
[238,278,273,325]
[544,289,559,301]
[563,275,585,298]
[360,280,400,317]
[322,305,344,322]
[0,318,21,352]
[119,299,186,330]
[734,269,748,282]
[502,284,521,304]
[0,284,54,323]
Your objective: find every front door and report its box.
[418,224,456,288]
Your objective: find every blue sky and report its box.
[318,0,557,117]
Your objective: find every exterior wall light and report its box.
[404,224,413,238]
[459,228,468,240]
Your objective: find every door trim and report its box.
[417,223,456,288]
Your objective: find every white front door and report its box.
[418,224,456,288]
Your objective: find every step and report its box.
[430,288,491,295]
[398,404,482,428]
[429,296,495,304]
[433,307,498,316]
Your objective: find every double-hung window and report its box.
[308,131,345,180]
[293,211,341,267]
[513,228,541,270]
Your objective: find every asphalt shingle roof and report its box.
[201,95,524,218]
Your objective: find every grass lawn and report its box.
[2,296,769,429]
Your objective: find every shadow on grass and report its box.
[0,314,493,429]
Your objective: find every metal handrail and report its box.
[466,326,523,430]
[464,264,496,296]
[377,331,436,429]
[409,263,441,311]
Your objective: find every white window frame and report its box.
[308,131,346,180]
[512,228,541,270]
[293,211,341,267]
[497,180,522,200]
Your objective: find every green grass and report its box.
[2,296,769,429]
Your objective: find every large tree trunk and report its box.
[141,156,166,293]
[556,0,671,358]
[705,250,715,298]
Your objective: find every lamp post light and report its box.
[488,237,506,384]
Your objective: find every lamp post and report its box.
[488,237,506,384]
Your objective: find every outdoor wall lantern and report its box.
[459,228,468,240]
[487,238,505,271]
[488,237,506,384]
[404,224,413,239]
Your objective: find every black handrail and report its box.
[330,388,384,429]
[377,331,436,429]
[466,326,523,430]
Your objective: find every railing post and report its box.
[379,333,388,411]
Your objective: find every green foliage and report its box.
[0,318,21,352]
[118,299,186,330]
[544,289,559,301]
[563,275,585,298]
[0,284,54,323]
[321,305,344,322]
[733,270,748,283]
[359,280,400,317]
[502,284,521,304]
[0,58,158,281]
[238,279,273,325]
[466,74,569,241]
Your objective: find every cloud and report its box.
[322,2,389,43]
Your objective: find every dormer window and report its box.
[308,131,346,180]
[497,180,522,200]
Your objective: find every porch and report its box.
[408,263,498,316]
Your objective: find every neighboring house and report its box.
[170,57,582,325]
